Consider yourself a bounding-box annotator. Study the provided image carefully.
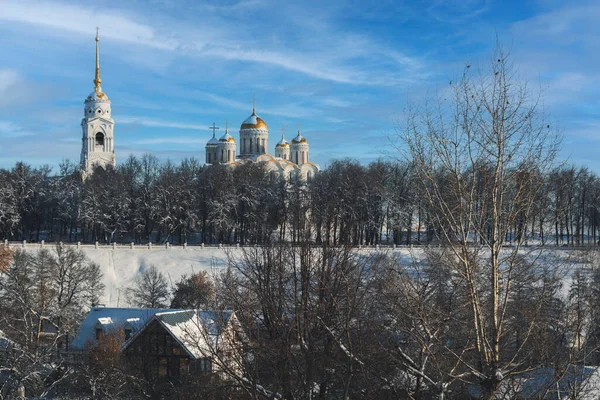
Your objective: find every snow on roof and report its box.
[207,135,219,146]
[97,317,113,326]
[242,114,258,125]
[276,136,288,147]
[119,309,234,359]
[241,111,268,130]
[71,307,171,348]
[74,307,235,359]
[125,317,143,330]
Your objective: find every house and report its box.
[71,307,242,379]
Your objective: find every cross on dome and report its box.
[209,122,220,137]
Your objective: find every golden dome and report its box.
[276,133,289,148]
[291,130,308,144]
[219,130,236,143]
[240,109,268,130]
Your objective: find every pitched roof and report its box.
[122,309,234,359]
[72,307,236,359]
[71,307,172,348]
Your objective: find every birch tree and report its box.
[400,43,560,398]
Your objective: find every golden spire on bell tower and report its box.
[94,27,103,94]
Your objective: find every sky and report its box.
[0,0,598,172]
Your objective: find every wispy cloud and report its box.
[119,116,204,130]
[0,120,34,138]
[130,137,205,145]
[1,1,176,49]
[0,0,597,172]
[0,0,426,86]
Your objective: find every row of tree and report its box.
[0,157,599,247]
[3,243,600,399]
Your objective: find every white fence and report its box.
[2,239,597,252]
[1,239,413,251]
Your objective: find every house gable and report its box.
[123,318,211,378]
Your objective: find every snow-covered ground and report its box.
[21,246,230,306]
[16,244,598,306]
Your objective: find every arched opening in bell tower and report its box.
[95,132,105,150]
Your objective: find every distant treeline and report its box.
[0,155,598,246]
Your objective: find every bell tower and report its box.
[81,27,115,175]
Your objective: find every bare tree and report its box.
[128,265,170,308]
[399,42,561,399]
[0,245,105,398]
[171,271,215,309]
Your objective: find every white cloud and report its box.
[0,120,31,138]
[0,0,426,86]
[1,0,176,49]
[0,69,20,92]
[131,137,206,145]
[119,116,203,130]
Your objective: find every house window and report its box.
[199,357,212,373]
[169,357,180,377]
[95,328,102,340]
[159,357,168,377]
[124,329,132,340]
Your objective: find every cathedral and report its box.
[80,30,319,179]
[204,110,319,180]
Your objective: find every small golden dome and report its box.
[276,133,289,148]
[219,131,236,143]
[291,130,308,144]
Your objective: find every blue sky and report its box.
[0,0,598,172]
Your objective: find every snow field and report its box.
[18,245,595,306]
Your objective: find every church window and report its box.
[95,132,105,147]
[250,138,253,153]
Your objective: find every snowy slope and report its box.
[17,244,591,306]
[23,246,230,306]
